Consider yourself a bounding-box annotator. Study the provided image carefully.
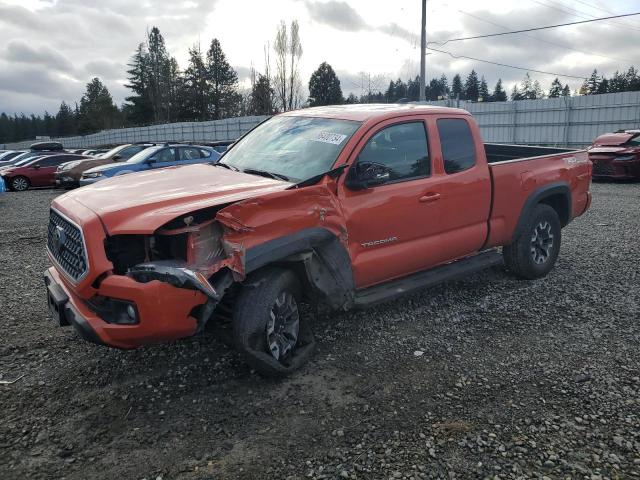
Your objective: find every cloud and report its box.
[304,0,367,32]
[4,41,75,73]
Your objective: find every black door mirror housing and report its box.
[112,154,122,161]
[345,161,391,190]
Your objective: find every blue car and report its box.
[79,144,220,186]
[0,175,5,193]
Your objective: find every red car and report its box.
[588,130,640,180]
[1,153,89,191]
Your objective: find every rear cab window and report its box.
[437,118,477,174]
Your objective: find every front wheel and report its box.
[233,268,315,377]
[10,176,30,191]
[503,204,561,279]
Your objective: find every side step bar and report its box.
[354,250,503,308]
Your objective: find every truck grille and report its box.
[47,209,88,281]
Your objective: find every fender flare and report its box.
[244,227,355,310]
[512,182,571,241]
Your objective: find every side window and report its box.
[437,118,476,174]
[357,122,430,182]
[178,147,202,160]
[152,148,176,163]
[39,156,67,167]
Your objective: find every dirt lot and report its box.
[0,183,639,480]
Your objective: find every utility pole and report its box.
[419,0,427,102]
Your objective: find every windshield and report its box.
[126,146,162,163]
[99,145,127,159]
[220,116,361,182]
[8,152,37,164]
[11,155,40,167]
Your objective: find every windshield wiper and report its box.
[289,164,348,189]
[215,163,239,171]
[243,168,290,182]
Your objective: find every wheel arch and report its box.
[513,182,571,241]
[244,227,355,310]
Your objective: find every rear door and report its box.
[430,115,491,260]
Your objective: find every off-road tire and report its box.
[10,176,30,191]
[233,267,315,378]
[503,204,561,280]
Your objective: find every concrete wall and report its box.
[5,91,640,149]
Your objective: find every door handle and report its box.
[419,192,441,203]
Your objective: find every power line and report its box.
[427,46,588,79]
[457,9,635,64]
[529,0,640,34]
[429,12,640,45]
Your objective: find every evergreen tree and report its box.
[609,71,627,93]
[583,69,601,95]
[147,27,170,123]
[479,76,489,102]
[182,45,210,120]
[344,93,359,104]
[511,85,524,101]
[597,78,610,94]
[491,79,507,102]
[561,84,571,97]
[451,74,463,99]
[249,73,276,114]
[625,67,640,91]
[55,101,77,136]
[124,43,153,125]
[464,70,480,101]
[77,77,119,134]
[206,38,239,119]
[548,78,563,98]
[308,62,343,106]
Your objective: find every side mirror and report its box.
[32,165,41,170]
[112,154,122,161]
[345,161,391,190]
[146,157,157,164]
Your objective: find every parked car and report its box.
[44,104,592,377]
[0,150,25,162]
[79,144,219,186]
[588,129,640,180]
[0,175,5,193]
[55,143,156,189]
[1,153,89,191]
[201,140,235,154]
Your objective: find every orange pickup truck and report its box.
[44,105,592,376]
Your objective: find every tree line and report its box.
[3,20,640,144]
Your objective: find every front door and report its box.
[339,117,452,288]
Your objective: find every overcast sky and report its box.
[1,0,639,115]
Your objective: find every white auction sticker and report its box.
[311,131,347,145]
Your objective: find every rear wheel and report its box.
[233,267,315,377]
[10,176,30,191]
[503,204,561,279]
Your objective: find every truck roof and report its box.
[280,103,470,122]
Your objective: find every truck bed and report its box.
[485,143,576,163]
[484,146,591,248]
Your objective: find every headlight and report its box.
[614,155,636,161]
[82,172,103,179]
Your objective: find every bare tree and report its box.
[273,20,303,111]
[288,20,303,110]
[274,21,288,111]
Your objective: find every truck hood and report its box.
[59,164,291,234]
[591,132,638,147]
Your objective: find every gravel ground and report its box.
[0,183,639,480]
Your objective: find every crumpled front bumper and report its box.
[45,266,208,349]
